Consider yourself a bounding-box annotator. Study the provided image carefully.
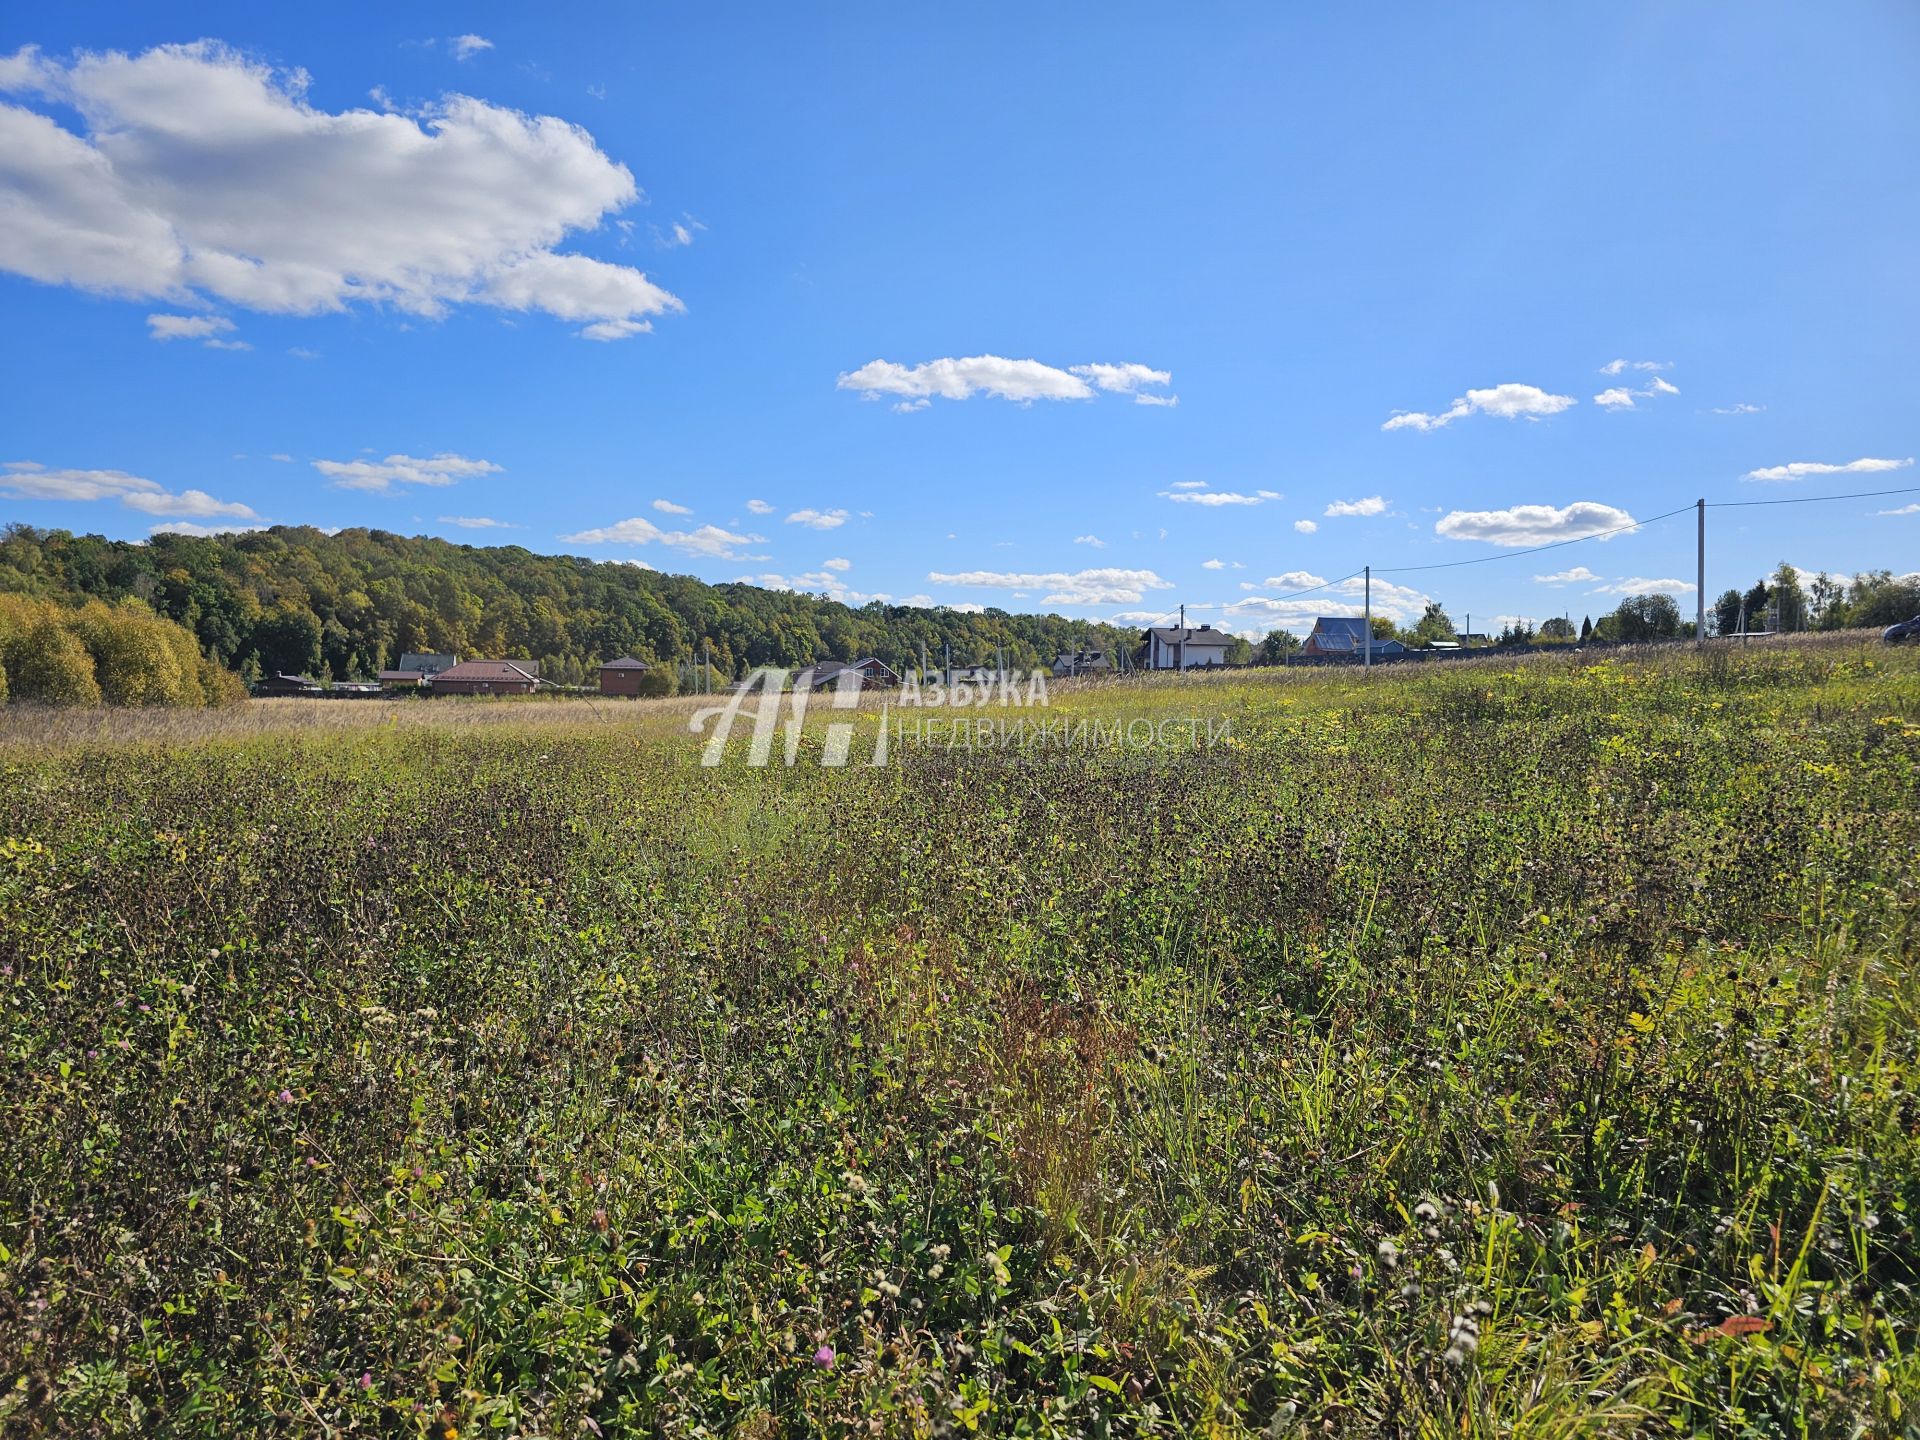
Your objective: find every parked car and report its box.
[1885,615,1920,642]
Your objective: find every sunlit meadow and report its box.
[3,637,1918,1436]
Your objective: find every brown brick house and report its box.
[427,660,540,696]
[597,656,651,696]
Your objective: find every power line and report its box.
[1707,482,1920,509]
[1374,504,1695,575]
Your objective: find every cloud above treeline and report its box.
[1,459,260,531]
[1434,500,1638,547]
[0,42,680,341]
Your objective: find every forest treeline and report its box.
[0,525,1135,688]
[0,593,248,707]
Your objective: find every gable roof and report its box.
[1146,626,1229,646]
[432,660,540,684]
[598,656,650,670]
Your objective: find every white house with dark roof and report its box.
[1143,625,1231,670]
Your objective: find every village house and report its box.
[256,672,323,696]
[1302,616,1407,661]
[791,658,901,690]
[1051,650,1111,677]
[427,660,540,696]
[1143,625,1231,670]
[596,656,651,696]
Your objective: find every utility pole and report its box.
[1177,603,1185,672]
[1363,566,1372,675]
[1695,498,1706,645]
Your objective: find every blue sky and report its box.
[2,3,1916,633]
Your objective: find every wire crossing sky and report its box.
[1,3,1915,635]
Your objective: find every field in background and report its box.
[2,637,1918,1436]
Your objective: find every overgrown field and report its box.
[3,641,1919,1436]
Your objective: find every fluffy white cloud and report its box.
[1293,518,1317,534]
[1,459,259,521]
[561,516,765,560]
[313,453,501,492]
[450,34,493,61]
[1596,376,1679,409]
[1324,495,1387,518]
[1877,503,1920,516]
[1741,456,1913,483]
[1225,576,1430,631]
[837,354,1172,407]
[651,498,692,515]
[744,571,890,604]
[1599,359,1669,376]
[1260,570,1327,590]
[439,515,517,529]
[1161,488,1279,506]
[146,312,248,349]
[122,487,258,519]
[926,567,1173,605]
[821,556,851,571]
[1534,565,1600,585]
[786,507,849,530]
[652,215,704,249]
[0,42,680,340]
[744,499,776,515]
[1383,383,1576,432]
[1201,558,1225,570]
[1435,500,1638,547]
[1074,534,1106,548]
[1590,576,1697,596]
[1170,480,1207,489]
[1069,362,1177,406]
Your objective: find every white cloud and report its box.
[744,498,775,515]
[451,34,493,61]
[1534,565,1600,585]
[1713,403,1763,416]
[1599,359,1669,376]
[1,459,258,522]
[314,452,501,492]
[651,498,692,515]
[1073,534,1106,548]
[1170,480,1207,489]
[1293,518,1318,534]
[149,520,268,537]
[926,566,1173,605]
[147,312,245,348]
[1225,576,1430,632]
[652,216,704,249]
[0,43,680,340]
[1590,576,1697,596]
[1383,382,1576,432]
[1069,362,1177,406]
[746,570,889,604]
[786,507,849,530]
[1324,495,1387,518]
[1161,488,1279,506]
[1260,570,1327,590]
[439,515,517,529]
[837,354,1171,407]
[1435,500,1638,547]
[1741,456,1913,483]
[1201,558,1225,570]
[822,556,851,571]
[561,515,765,560]
[122,487,259,519]
[1596,375,1679,409]
[1877,503,1920,516]
[269,452,294,463]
